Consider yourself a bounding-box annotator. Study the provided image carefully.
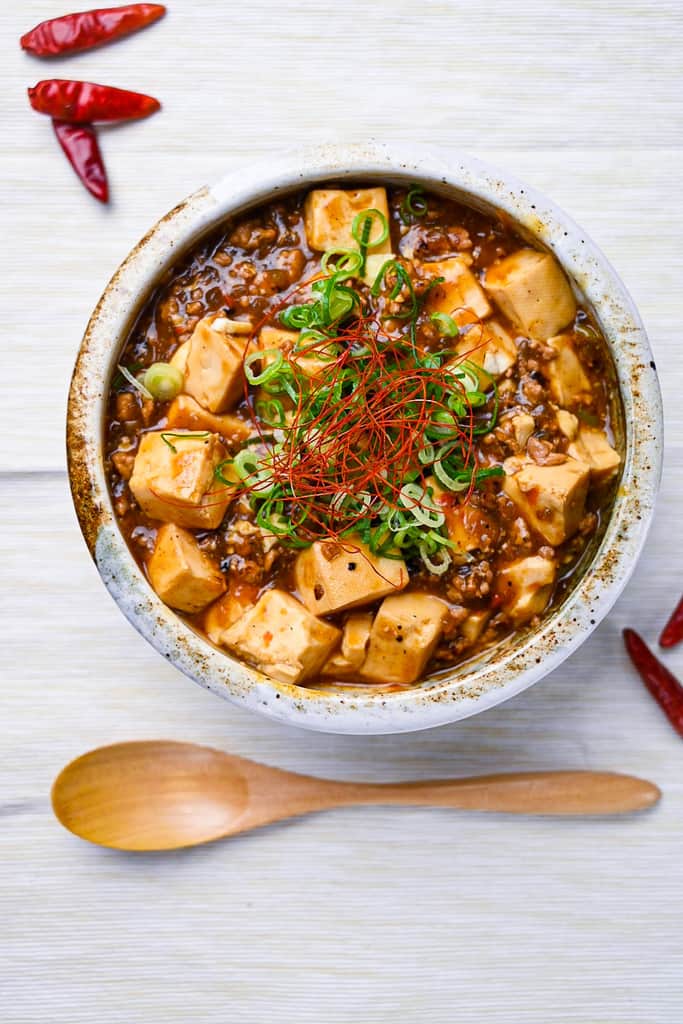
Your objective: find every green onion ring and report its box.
[429,312,459,338]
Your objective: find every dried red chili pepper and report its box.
[28,79,160,123]
[53,120,109,203]
[659,596,683,649]
[623,628,683,738]
[21,4,166,58]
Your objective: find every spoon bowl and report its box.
[53,742,252,850]
[52,741,661,852]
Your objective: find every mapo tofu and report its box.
[105,183,622,688]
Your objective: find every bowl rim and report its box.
[67,141,663,734]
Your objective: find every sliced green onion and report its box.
[160,431,210,454]
[116,363,153,400]
[351,209,389,250]
[433,460,471,492]
[214,458,237,486]
[352,209,389,277]
[295,328,329,350]
[447,361,480,394]
[244,349,284,385]
[320,248,363,276]
[400,185,429,224]
[398,483,445,528]
[232,447,262,479]
[467,390,487,408]
[472,377,500,435]
[142,362,184,401]
[255,398,287,426]
[418,541,451,575]
[280,305,314,329]
[474,466,505,483]
[249,468,278,496]
[327,282,358,322]
[418,443,436,465]
[430,312,459,338]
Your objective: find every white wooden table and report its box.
[3,2,683,1021]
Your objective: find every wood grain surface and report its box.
[2,1,682,1021]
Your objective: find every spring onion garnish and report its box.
[400,185,428,224]
[320,248,363,277]
[280,270,360,332]
[142,362,184,401]
[234,215,504,574]
[430,312,459,337]
[351,209,389,249]
[244,349,285,385]
[160,431,210,454]
[116,363,153,399]
[351,208,389,276]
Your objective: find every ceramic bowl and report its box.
[67,142,662,734]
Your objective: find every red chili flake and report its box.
[21,4,166,58]
[623,628,683,738]
[53,120,109,203]
[659,596,683,649]
[28,79,160,123]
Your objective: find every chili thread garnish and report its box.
[220,253,503,571]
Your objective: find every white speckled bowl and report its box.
[67,143,662,734]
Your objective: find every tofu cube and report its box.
[220,589,341,685]
[360,594,447,685]
[129,430,234,529]
[259,325,336,380]
[453,319,517,379]
[321,611,374,677]
[304,187,392,254]
[147,524,226,613]
[427,477,497,555]
[203,587,258,646]
[422,257,492,321]
[184,314,254,413]
[294,536,408,615]
[169,339,191,377]
[555,407,579,440]
[545,334,592,406]
[363,251,394,286]
[447,503,498,553]
[484,249,576,340]
[166,394,252,444]
[495,556,556,625]
[503,455,590,545]
[568,425,621,484]
[460,609,491,649]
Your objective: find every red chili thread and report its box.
[233,298,490,544]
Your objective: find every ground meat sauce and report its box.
[105,184,622,689]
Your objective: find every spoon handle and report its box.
[329,771,660,816]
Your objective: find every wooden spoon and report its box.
[51,741,660,851]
